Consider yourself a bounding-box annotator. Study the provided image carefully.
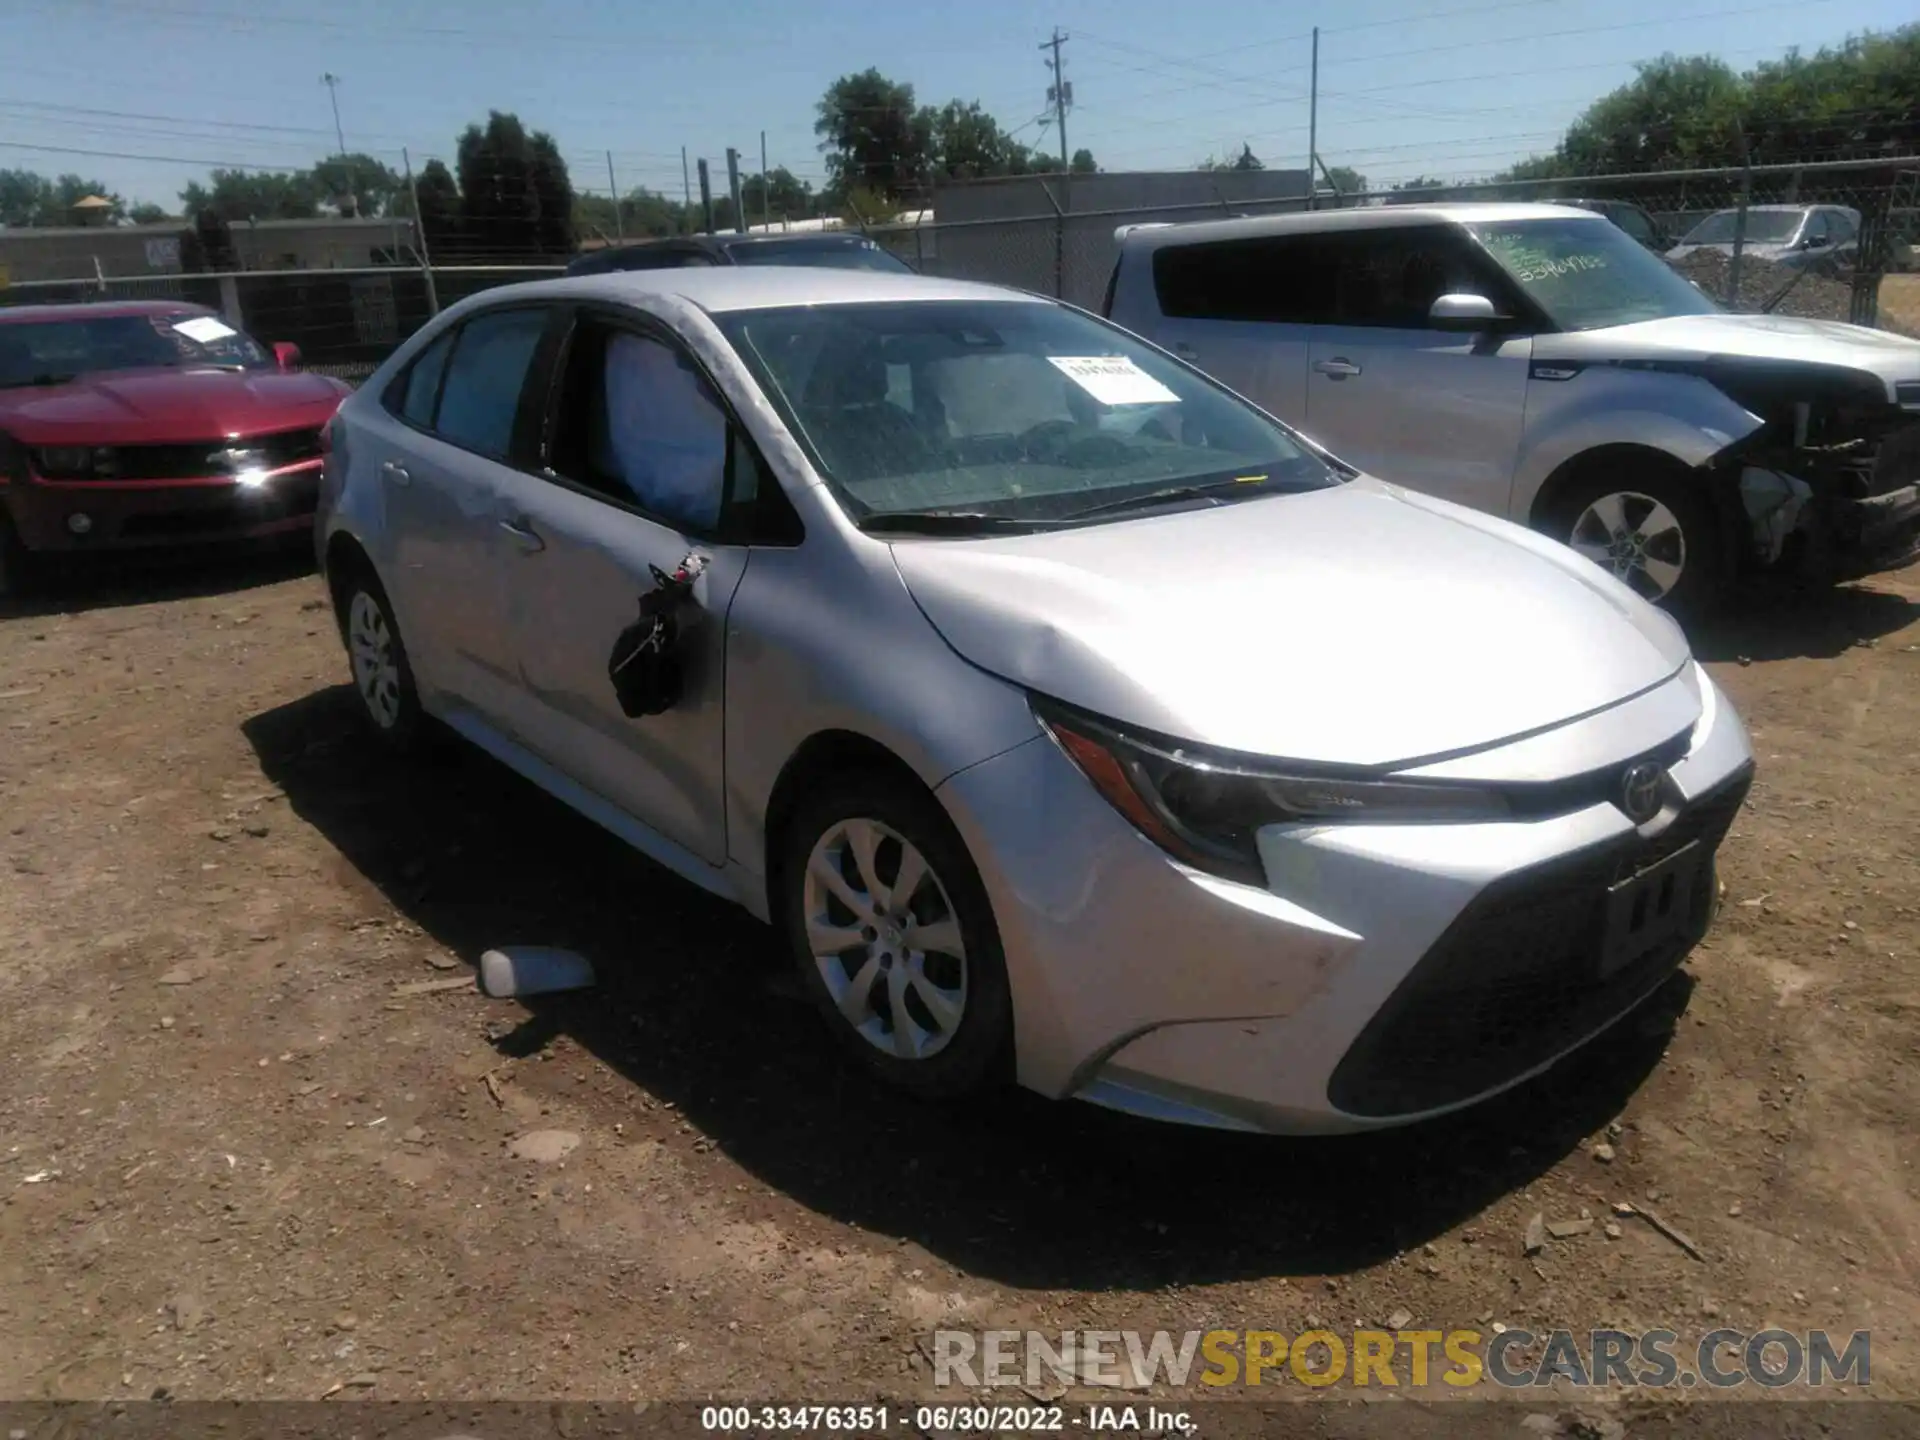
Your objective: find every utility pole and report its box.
[1306,28,1319,211]
[402,147,438,317]
[696,157,714,235]
[1041,28,1071,173]
[760,129,770,230]
[321,72,356,217]
[606,151,623,242]
[681,146,692,235]
[726,147,746,234]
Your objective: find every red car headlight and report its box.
[32,445,120,480]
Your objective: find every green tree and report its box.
[1070,148,1097,174]
[128,202,172,225]
[527,132,576,257]
[740,167,814,225]
[457,110,544,260]
[179,169,319,222]
[0,169,125,225]
[1322,165,1367,195]
[308,152,403,218]
[410,158,462,258]
[923,100,1036,181]
[816,69,930,201]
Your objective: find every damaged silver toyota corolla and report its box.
[1106,205,1920,614]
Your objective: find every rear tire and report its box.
[779,770,1014,1101]
[1540,460,1727,618]
[332,562,426,753]
[0,508,38,601]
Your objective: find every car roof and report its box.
[1116,202,1604,247]
[0,299,215,326]
[467,266,1041,316]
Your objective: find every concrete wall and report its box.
[0,217,419,284]
[916,170,1312,308]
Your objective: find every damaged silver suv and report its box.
[1106,204,1920,612]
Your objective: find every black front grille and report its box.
[119,472,321,538]
[82,428,324,482]
[1326,765,1754,1120]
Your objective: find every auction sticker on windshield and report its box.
[172,315,239,344]
[1049,355,1181,406]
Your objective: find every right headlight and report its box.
[1034,700,1510,886]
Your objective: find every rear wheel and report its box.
[1542,461,1726,616]
[779,772,1013,1101]
[333,564,426,752]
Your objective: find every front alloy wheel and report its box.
[349,590,405,731]
[782,776,1012,1100]
[1567,490,1688,602]
[803,817,969,1061]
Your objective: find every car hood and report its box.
[889,479,1692,767]
[1535,312,1920,395]
[0,366,348,444]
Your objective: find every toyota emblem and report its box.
[1619,762,1666,824]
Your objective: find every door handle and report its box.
[1314,358,1362,378]
[380,460,411,486]
[497,516,545,553]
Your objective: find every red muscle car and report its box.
[0,300,351,594]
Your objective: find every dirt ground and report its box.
[1,550,1917,1411]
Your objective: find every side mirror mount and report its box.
[273,341,303,372]
[1428,292,1506,331]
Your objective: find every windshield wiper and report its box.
[1065,472,1320,520]
[857,510,1055,535]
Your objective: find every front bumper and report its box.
[938,664,1754,1135]
[2,462,322,554]
[1832,480,1920,578]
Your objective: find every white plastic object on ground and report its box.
[478,946,596,999]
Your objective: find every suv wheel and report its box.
[1546,467,1724,615]
[780,773,1013,1101]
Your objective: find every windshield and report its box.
[716,299,1337,526]
[1681,210,1803,246]
[0,311,272,388]
[1469,217,1720,332]
[725,238,913,273]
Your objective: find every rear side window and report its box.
[1614,208,1654,245]
[395,330,455,427]
[1827,211,1857,243]
[1151,235,1331,323]
[433,308,549,460]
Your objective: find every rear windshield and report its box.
[725,238,912,273]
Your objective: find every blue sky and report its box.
[0,0,1912,210]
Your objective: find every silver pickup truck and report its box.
[1105,203,1920,613]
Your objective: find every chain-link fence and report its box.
[4,157,1916,384]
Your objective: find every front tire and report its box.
[334,566,425,752]
[779,772,1013,1101]
[1542,462,1726,617]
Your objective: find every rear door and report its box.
[369,304,554,719]
[489,306,766,864]
[1128,232,1327,427]
[1303,224,1532,515]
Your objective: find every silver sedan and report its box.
[315,266,1755,1134]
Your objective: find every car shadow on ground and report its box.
[1690,575,1919,664]
[246,684,1685,1292]
[0,543,315,621]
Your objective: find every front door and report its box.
[495,312,752,866]
[1302,225,1532,517]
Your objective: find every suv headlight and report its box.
[1034,700,1510,885]
[32,445,119,479]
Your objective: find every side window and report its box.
[1828,211,1857,243]
[549,319,728,535]
[1802,213,1829,246]
[384,327,456,427]
[1617,208,1654,244]
[1326,226,1495,329]
[1151,235,1331,323]
[434,307,549,460]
